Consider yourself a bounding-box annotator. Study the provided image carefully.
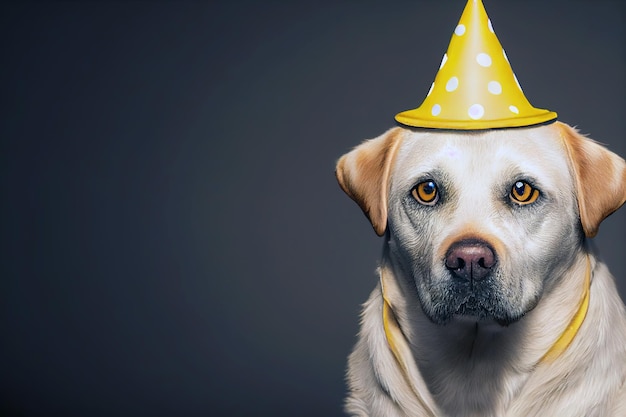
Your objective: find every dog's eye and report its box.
[510,181,539,205]
[412,180,439,205]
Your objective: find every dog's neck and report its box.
[379,247,592,415]
[537,255,590,363]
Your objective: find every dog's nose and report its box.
[445,240,496,282]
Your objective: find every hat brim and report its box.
[395,110,558,130]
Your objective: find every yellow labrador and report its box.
[336,122,626,416]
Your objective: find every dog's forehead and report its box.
[393,124,571,181]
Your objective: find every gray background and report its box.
[1,1,624,416]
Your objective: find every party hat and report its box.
[395,0,557,130]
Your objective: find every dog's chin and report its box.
[454,303,523,327]
[453,314,517,329]
[423,302,524,327]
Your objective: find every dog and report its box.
[336,122,626,416]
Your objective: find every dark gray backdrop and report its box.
[1,1,624,416]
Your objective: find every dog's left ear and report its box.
[558,122,626,237]
[336,127,405,236]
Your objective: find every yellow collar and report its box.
[381,255,591,367]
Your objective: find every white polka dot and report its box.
[427,82,434,97]
[431,104,441,116]
[468,104,484,120]
[509,105,519,114]
[440,53,448,69]
[502,49,509,63]
[455,24,466,36]
[446,76,459,92]
[488,81,502,95]
[476,53,492,67]
[514,73,523,91]
[488,19,494,33]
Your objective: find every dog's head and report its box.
[336,122,626,325]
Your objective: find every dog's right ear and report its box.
[335,128,405,236]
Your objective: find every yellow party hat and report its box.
[395,0,557,130]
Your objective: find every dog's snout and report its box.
[445,240,496,282]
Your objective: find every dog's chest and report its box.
[416,330,528,417]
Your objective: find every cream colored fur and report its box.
[336,122,626,416]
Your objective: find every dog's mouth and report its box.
[421,279,526,327]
